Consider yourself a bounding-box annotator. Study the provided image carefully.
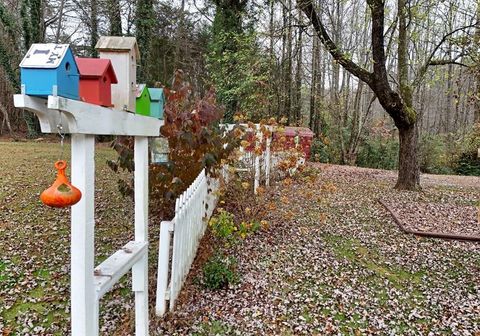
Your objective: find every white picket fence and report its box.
[155,167,227,316]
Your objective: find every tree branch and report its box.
[297,0,372,85]
[414,21,478,86]
[428,59,468,67]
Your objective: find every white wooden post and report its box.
[70,134,97,336]
[254,128,262,194]
[265,134,271,187]
[133,136,149,334]
[155,220,172,316]
[14,94,161,335]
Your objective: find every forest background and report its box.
[0,0,479,178]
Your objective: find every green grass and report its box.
[192,320,232,335]
[323,234,426,287]
[0,141,139,334]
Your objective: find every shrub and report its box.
[309,136,340,163]
[419,134,455,175]
[209,209,237,244]
[107,70,242,218]
[453,124,480,176]
[220,176,267,227]
[454,152,480,176]
[209,209,262,244]
[201,253,239,289]
[356,137,399,170]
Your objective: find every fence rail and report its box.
[156,167,227,316]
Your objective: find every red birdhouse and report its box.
[76,57,118,107]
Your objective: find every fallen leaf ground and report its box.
[155,164,480,335]
[0,141,141,335]
[1,142,479,335]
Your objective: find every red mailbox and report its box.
[76,57,118,107]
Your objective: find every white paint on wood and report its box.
[13,94,162,136]
[133,136,149,335]
[95,36,139,112]
[16,89,157,335]
[70,134,96,336]
[94,241,148,299]
[96,41,138,112]
[20,44,69,68]
[155,221,172,316]
[156,167,229,316]
[13,94,69,133]
[265,135,272,186]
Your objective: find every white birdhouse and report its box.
[95,36,140,112]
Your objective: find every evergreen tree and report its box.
[208,0,247,123]
[21,0,43,137]
[135,0,155,83]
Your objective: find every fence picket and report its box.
[156,168,227,315]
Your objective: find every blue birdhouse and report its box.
[148,88,165,119]
[20,44,79,100]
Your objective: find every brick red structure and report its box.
[76,57,118,107]
[274,126,315,159]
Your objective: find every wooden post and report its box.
[155,220,172,316]
[14,93,161,334]
[265,134,271,186]
[70,134,97,336]
[254,128,262,194]
[133,136,149,335]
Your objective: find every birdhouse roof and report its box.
[147,88,165,101]
[20,44,73,69]
[135,84,149,98]
[75,57,118,83]
[95,36,140,60]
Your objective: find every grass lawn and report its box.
[0,141,141,335]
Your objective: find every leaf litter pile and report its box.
[1,142,479,335]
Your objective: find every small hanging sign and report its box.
[20,44,70,68]
[150,137,169,164]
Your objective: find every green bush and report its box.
[453,124,480,176]
[201,253,239,289]
[209,209,262,244]
[209,209,237,241]
[419,134,455,175]
[356,137,399,170]
[310,138,336,163]
[454,152,480,176]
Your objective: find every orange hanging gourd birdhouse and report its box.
[40,160,82,208]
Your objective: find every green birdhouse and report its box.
[148,88,165,119]
[135,83,151,116]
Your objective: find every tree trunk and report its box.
[294,9,303,125]
[285,0,292,123]
[0,102,15,138]
[90,0,98,57]
[174,0,186,69]
[309,34,318,130]
[395,0,420,190]
[108,0,123,36]
[54,0,65,43]
[475,0,480,123]
[396,123,420,190]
